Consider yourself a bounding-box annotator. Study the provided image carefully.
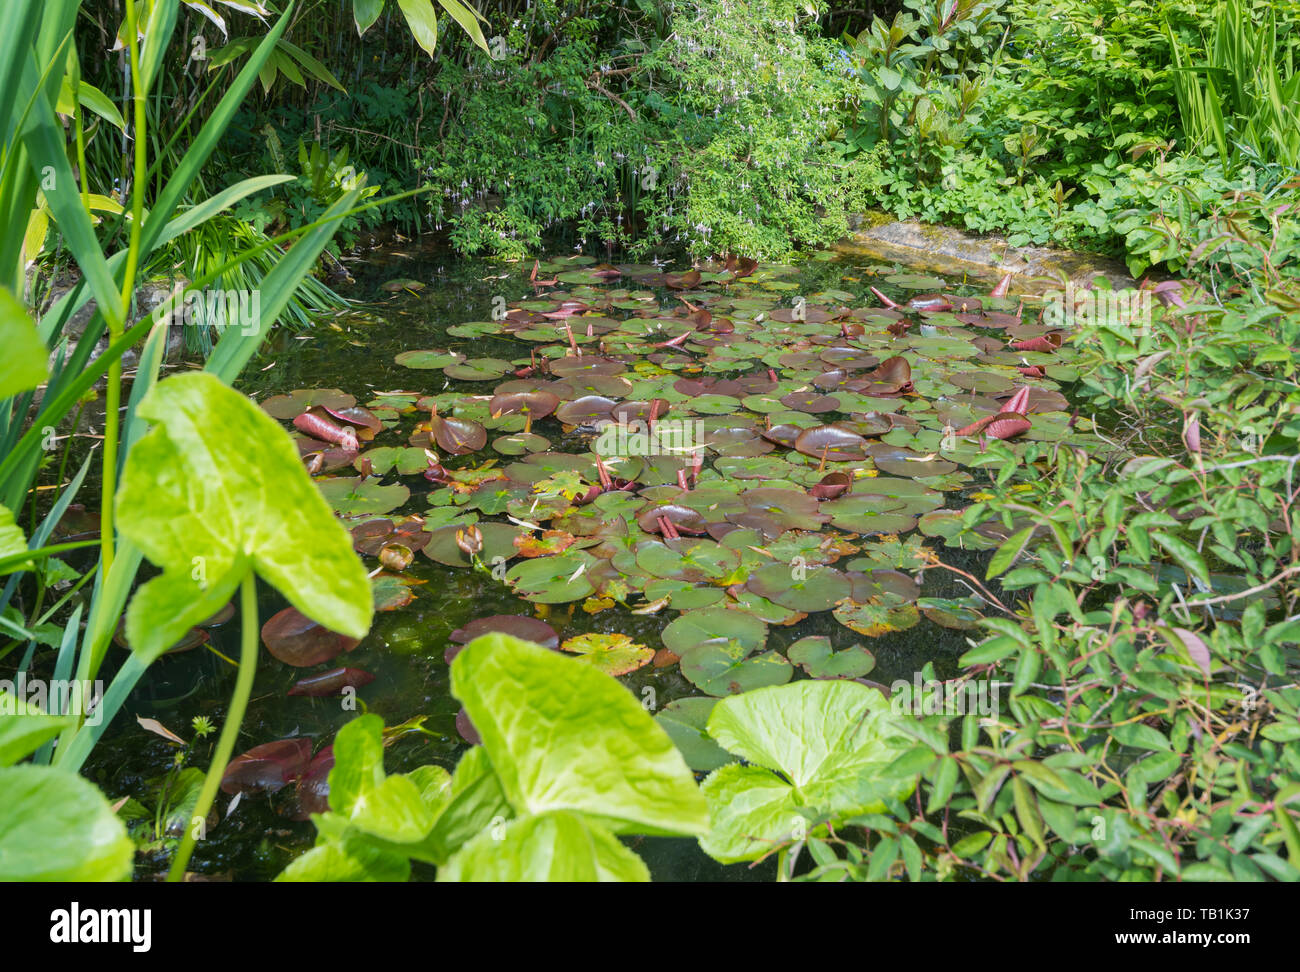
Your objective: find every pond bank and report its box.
[840,212,1135,293]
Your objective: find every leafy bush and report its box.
[423,0,883,258]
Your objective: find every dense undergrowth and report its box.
[57,0,1295,278]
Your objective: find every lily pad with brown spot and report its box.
[832,594,921,637]
[560,632,654,675]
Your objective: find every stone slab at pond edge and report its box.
[839,212,1135,294]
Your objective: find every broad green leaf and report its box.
[987,526,1034,579]
[438,810,650,882]
[156,175,296,246]
[0,692,77,765]
[328,714,437,843]
[0,287,48,399]
[116,373,372,662]
[700,680,916,863]
[397,0,438,56]
[57,79,126,130]
[0,504,30,575]
[276,830,411,882]
[353,0,385,34]
[438,0,489,53]
[0,765,133,880]
[450,634,709,837]
[424,745,512,864]
[1153,531,1210,588]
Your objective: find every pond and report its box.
[80,244,1102,880]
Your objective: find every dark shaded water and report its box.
[82,244,1004,881]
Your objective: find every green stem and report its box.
[167,572,259,882]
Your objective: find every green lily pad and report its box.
[423,522,523,567]
[680,639,793,697]
[787,635,876,679]
[316,477,411,515]
[746,563,850,612]
[662,606,768,656]
[394,349,465,369]
[505,550,597,603]
[362,446,431,476]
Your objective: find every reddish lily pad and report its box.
[261,607,362,667]
[221,738,313,795]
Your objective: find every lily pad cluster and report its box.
[261,255,1101,698]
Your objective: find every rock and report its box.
[836,213,1136,294]
[38,277,190,376]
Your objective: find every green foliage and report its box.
[117,372,373,663]
[698,679,919,865]
[0,692,132,881]
[869,0,1300,275]
[851,212,1300,883]
[281,634,708,881]
[424,0,883,259]
[0,764,135,881]
[1168,0,1300,173]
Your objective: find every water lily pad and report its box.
[832,594,921,637]
[221,738,313,794]
[362,446,432,476]
[261,388,356,420]
[560,632,654,675]
[430,415,487,455]
[505,550,597,603]
[448,615,559,659]
[423,522,523,567]
[316,477,411,515]
[794,425,869,461]
[787,635,876,679]
[445,357,513,381]
[662,606,767,656]
[493,432,551,455]
[395,349,465,369]
[261,607,361,667]
[372,572,418,611]
[679,639,792,697]
[746,563,850,612]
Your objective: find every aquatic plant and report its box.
[279,634,707,881]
